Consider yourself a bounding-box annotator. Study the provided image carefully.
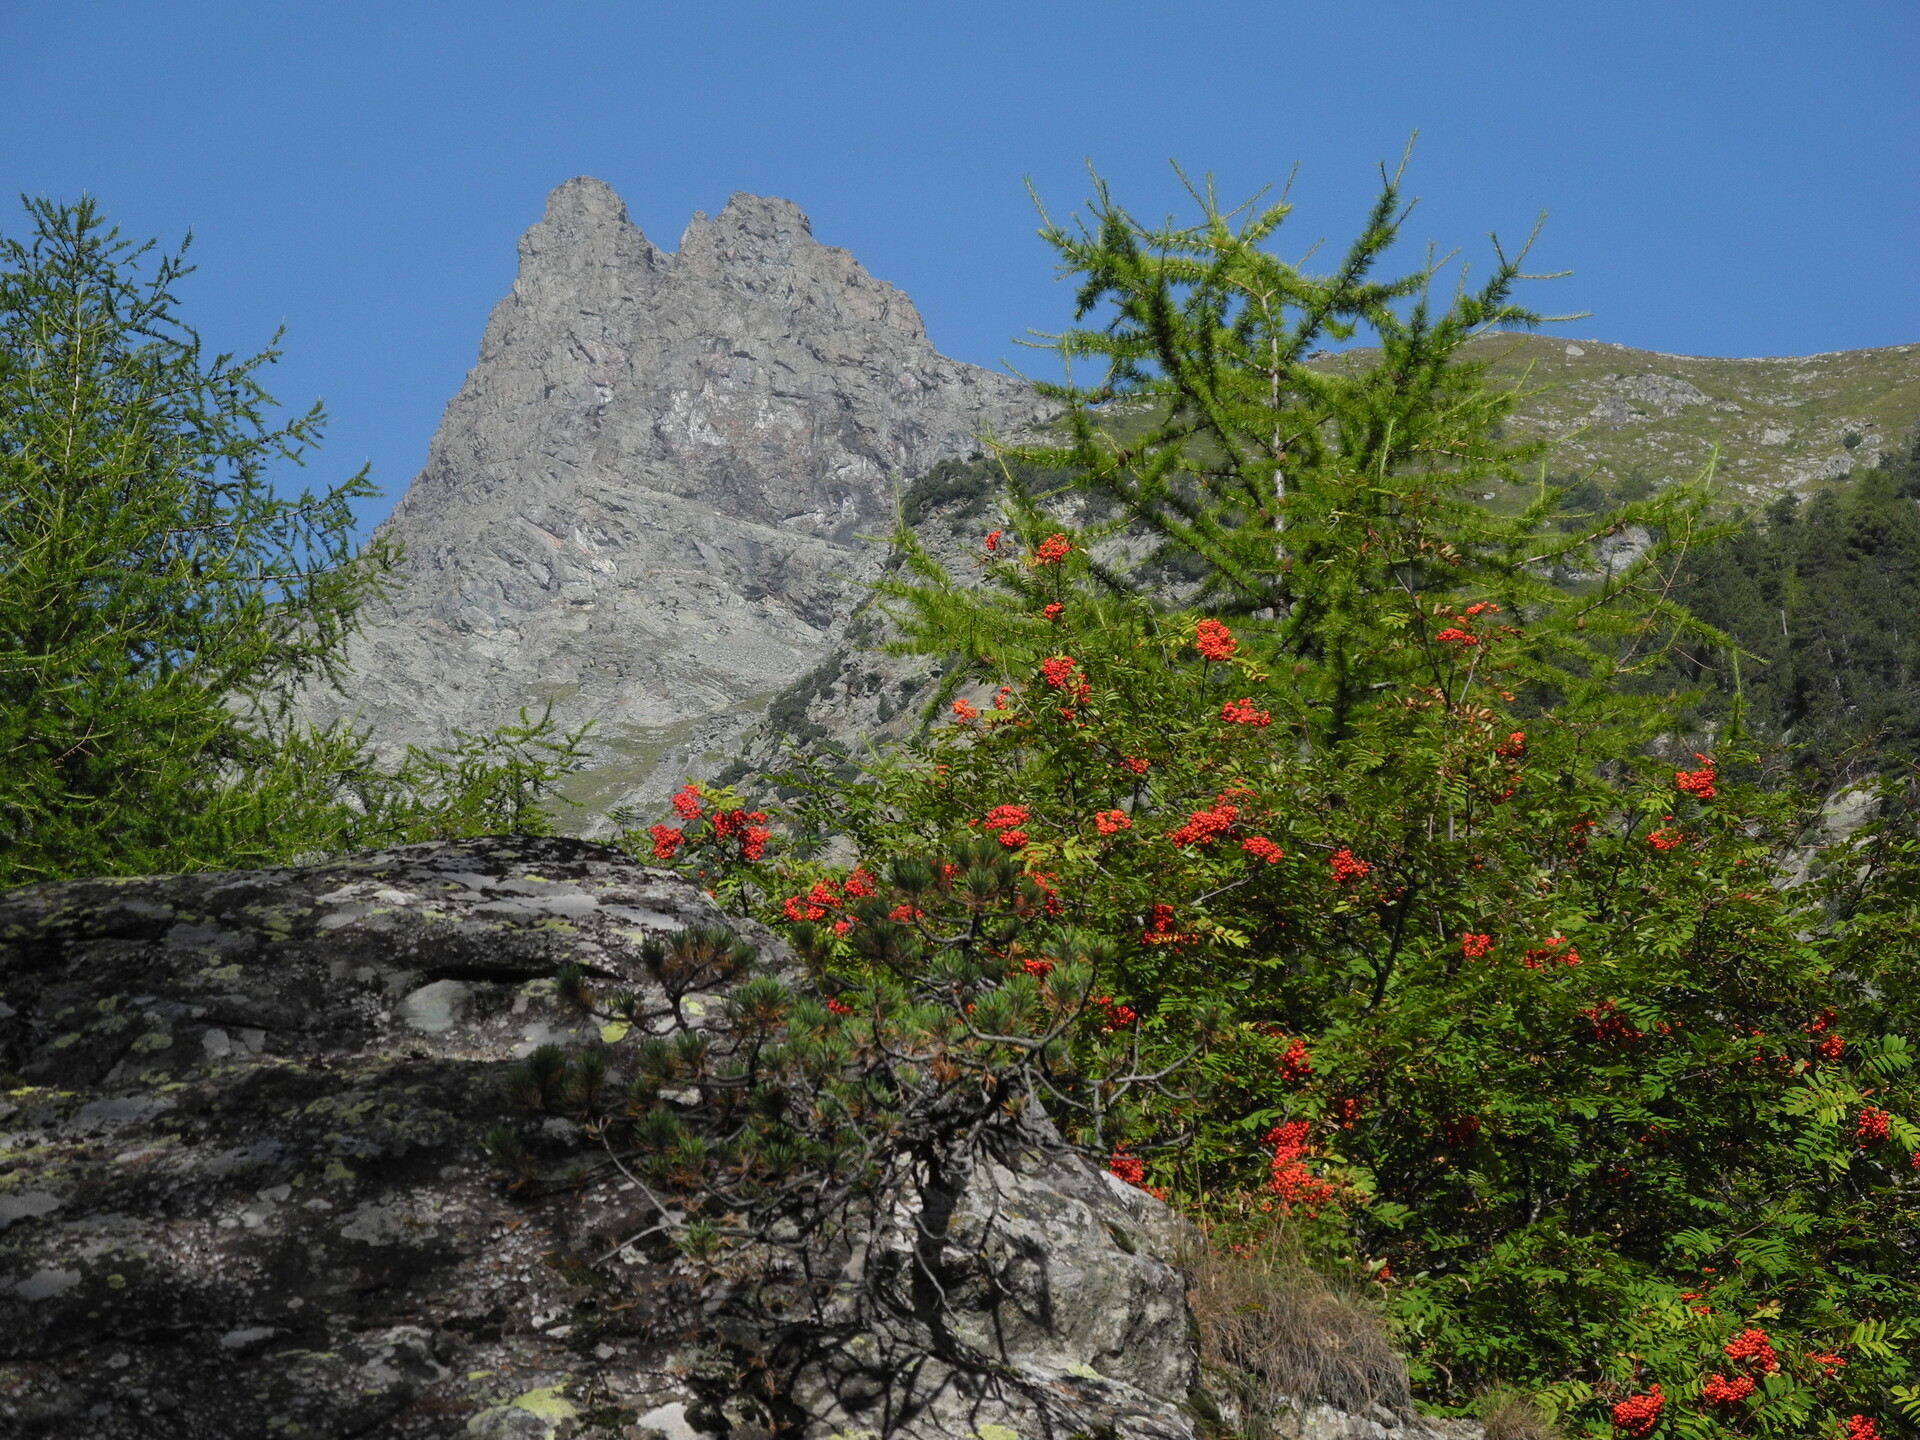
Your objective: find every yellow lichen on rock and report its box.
[508,1385,576,1420]
[465,1384,577,1438]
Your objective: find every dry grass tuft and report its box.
[1478,1388,1560,1440]
[1184,1231,1409,1435]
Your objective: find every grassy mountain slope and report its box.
[1460,332,1920,497]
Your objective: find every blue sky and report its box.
[3,2,1914,532]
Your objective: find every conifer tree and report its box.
[0,197,592,882]
[1662,435,1920,785]
[884,160,1729,747]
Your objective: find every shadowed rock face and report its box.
[0,839,1220,1440]
[316,180,1047,796]
[0,838,740,1437]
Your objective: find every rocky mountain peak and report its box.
[310,178,1048,809]
[677,191,814,265]
[670,193,928,344]
[509,178,659,298]
[538,172,632,225]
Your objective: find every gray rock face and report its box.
[0,838,1225,1438]
[317,179,1046,805]
[788,1134,1201,1440]
[0,838,730,1436]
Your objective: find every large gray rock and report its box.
[785,1128,1201,1440]
[0,840,1478,1439]
[316,180,1048,808]
[0,838,727,1437]
[0,838,1213,1438]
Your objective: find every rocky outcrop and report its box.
[1,837,728,1436]
[0,838,1261,1439]
[778,1141,1200,1440]
[0,841,1478,1439]
[314,180,1048,810]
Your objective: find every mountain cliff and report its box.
[311,179,1047,804]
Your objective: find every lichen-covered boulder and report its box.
[0,837,742,1436]
[0,837,1215,1439]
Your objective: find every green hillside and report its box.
[1465,332,1920,496]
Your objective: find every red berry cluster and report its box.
[1241,835,1284,864]
[1278,1038,1313,1083]
[1522,935,1581,969]
[981,803,1031,851]
[1610,1384,1663,1437]
[1265,1119,1336,1214]
[1702,1371,1755,1406]
[1170,802,1239,847]
[1220,697,1272,727]
[654,784,770,862]
[784,879,843,923]
[1329,848,1372,884]
[710,805,772,860]
[1194,618,1238,661]
[1807,1010,1847,1062]
[1141,903,1185,947]
[1430,602,1505,651]
[1674,754,1717,800]
[1039,654,1092,711]
[1724,1328,1781,1374]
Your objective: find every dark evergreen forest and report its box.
[1658,428,1920,784]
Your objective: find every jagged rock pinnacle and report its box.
[310,179,1047,812]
